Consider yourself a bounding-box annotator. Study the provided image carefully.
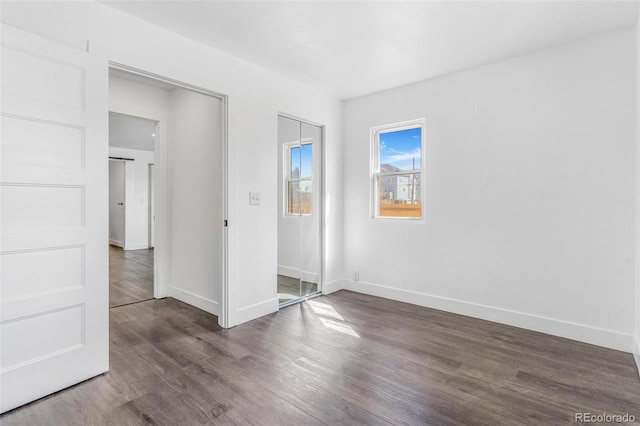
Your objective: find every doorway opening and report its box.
[277,114,323,307]
[108,65,229,326]
[108,113,157,307]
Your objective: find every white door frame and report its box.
[108,62,230,327]
[277,113,325,308]
[108,158,127,249]
[148,163,155,249]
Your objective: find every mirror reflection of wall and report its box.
[277,116,322,306]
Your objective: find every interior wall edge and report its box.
[343,280,635,353]
[322,279,347,295]
[634,6,640,376]
[235,298,278,326]
[169,287,219,316]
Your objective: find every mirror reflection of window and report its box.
[286,142,312,215]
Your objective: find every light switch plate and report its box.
[249,192,260,205]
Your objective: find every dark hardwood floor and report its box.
[2,290,639,425]
[109,245,154,307]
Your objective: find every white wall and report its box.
[108,147,155,250]
[635,9,640,363]
[168,88,222,314]
[343,29,636,352]
[1,1,344,326]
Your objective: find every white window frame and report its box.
[371,118,426,220]
[284,139,313,216]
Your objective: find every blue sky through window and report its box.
[290,144,313,179]
[379,127,421,171]
[300,144,312,178]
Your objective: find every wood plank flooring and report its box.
[109,245,154,307]
[2,290,639,425]
[277,274,318,304]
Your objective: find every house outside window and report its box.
[285,140,313,215]
[371,119,425,219]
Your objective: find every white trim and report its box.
[344,279,635,352]
[123,243,151,251]
[277,265,319,284]
[277,265,299,278]
[169,287,219,316]
[109,240,124,248]
[301,271,320,285]
[236,298,278,325]
[220,93,230,328]
[322,279,346,295]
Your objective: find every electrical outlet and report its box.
[249,192,260,205]
[353,271,360,281]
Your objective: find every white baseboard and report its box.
[277,265,320,284]
[109,240,123,248]
[235,298,278,326]
[343,280,635,353]
[278,265,298,278]
[169,287,219,316]
[322,279,347,295]
[125,243,151,251]
[301,271,320,284]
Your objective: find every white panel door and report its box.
[0,25,108,413]
[109,160,126,247]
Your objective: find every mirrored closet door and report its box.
[277,115,322,306]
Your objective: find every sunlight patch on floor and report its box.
[307,300,344,321]
[319,317,360,338]
[307,300,359,338]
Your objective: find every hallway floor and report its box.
[109,245,154,307]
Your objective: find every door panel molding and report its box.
[0,24,108,413]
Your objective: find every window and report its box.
[372,119,425,219]
[285,141,313,215]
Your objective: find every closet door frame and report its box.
[277,112,324,308]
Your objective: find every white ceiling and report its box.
[100,1,638,100]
